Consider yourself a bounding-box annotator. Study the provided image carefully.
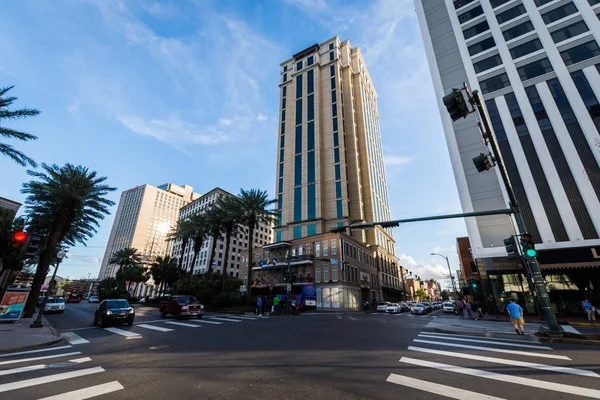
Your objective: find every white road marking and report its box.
[408,346,599,378]
[231,316,258,320]
[0,366,104,393]
[0,345,72,358]
[207,317,242,323]
[561,325,581,335]
[0,352,81,366]
[336,315,342,320]
[136,324,174,332]
[0,357,91,377]
[191,319,223,325]
[62,332,90,345]
[38,381,124,400]
[417,334,551,350]
[412,339,570,360]
[400,357,600,398]
[164,321,200,328]
[386,373,505,400]
[103,328,141,337]
[347,316,359,321]
[421,331,538,344]
[134,319,164,325]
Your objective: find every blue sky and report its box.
[0,0,467,285]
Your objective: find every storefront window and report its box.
[488,273,536,314]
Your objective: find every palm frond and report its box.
[0,143,37,167]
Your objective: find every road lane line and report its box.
[0,366,104,393]
[136,324,174,332]
[164,321,200,328]
[103,328,141,337]
[0,345,72,358]
[134,319,165,325]
[190,319,223,325]
[399,357,600,398]
[417,334,551,350]
[62,332,90,345]
[231,316,258,320]
[386,373,505,400]
[0,352,82,366]
[207,317,242,323]
[408,346,599,378]
[38,381,124,400]
[347,316,359,321]
[336,316,342,319]
[412,339,570,360]
[421,331,539,344]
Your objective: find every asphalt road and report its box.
[1,304,599,399]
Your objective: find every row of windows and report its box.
[496,4,526,25]
[542,2,578,25]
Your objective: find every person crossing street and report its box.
[583,299,596,322]
[506,298,525,335]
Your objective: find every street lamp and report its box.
[31,250,66,328]
[431,252,458,296]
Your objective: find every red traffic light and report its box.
[12,231,28,243]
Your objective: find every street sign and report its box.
[239,285,247,293]
[286,283,291,292]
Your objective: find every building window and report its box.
[331,240,337,256]
[458,5,483,24]
[276,231,282,242]
[307,152,315,183]
[473,54,503,73]
[316,265,321,283]
[307,56,314,66]
[295,125,302,154]
[329,43,334,49]
[331,90,337,103]
[517,57,553,81]
[296,61,302,71]
[333,132,339,147]
[307,122,314,150]
[279,149,284,163]
[283,86,287,97]
[294,187,302,221]
[296,75,302,99]
[295,99,302,125]
[479,73,510,94]
[295,155,302,186]
[335,181,342,198]
[307,224,316,236]
[332,265,338,282]
[278,178,283,194]
[298,245,303,256]
[560,40,600,66]
[510,39,543,59]
[334,148,340,163]
[323,265,329,282]
[331,77,336,89]
[333,117,338,131]
[329,51,334,61]
[316,242,321,256]
[535,0,554,5]
[280,134,285,148]
[330,65,335,76]
[335,164,341,180]
[463,20,489,40]
[308,95,314,121]
[590,0,600,5]
[307,70,314,94]
[279,163,284,178]
[491,0,511,7]
[542,3,578,25]
[323,241,329,257]
[307,183,316,219]
[496,5,526,25]
[453,0,475,9]
[468,37,496,56]
[551,21,589,43]
[336,199,343,218]
[281,109,286,121]
[502,21,534,41]
[283,73,287,82]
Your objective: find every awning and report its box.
[540,262,600,270]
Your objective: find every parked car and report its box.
[443,301,456,313]
[406,301,416,310]
[376,302,390,312]
[44,297,65,314]
[434,302,443,310]
[160,295,204,319]
[93,299,134,327]
[399,303,409,312]
[88,296,99,303]
[67,293,83,303]
[386,303,401,314]
[419,302,433,313]
[411,303,428,315]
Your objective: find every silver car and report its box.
[386,303,401,314]
[376,302,390,312]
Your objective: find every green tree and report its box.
[167,219,193,273]
[415,288,427,302]
[108,247,142,278]
[0,86,40,167]
[205,205,225,274]
[216,196,242,291]
[185,213,209,274]
[236,189,276,304]
[116,264,145,293]
[21,163,115,317]
[150,255,178,296]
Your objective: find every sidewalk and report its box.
[0,315,63,353]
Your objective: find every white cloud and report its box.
[118,116,230,145]
[385,154,412,166]
[257,113,268,121]
[397,253,449,281]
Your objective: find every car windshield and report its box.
[444,302,454,306]
[177,296,197,303]
[106,300,130,309]
[47,298,64,303]
[390,303,399,307]
[417,303,427,307]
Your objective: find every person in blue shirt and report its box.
[583,299,596,322]
[506,298,525,335]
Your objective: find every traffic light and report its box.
[471,280,477,288]
[9,231,28,257]
[442,89,469,121]
[521,233,537,258]
[473,153,492,172]
[24,235,41,259]
[504,236,519,260]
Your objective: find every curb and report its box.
[568,322,600,327]
[427,327,489,337]
[535,336,600,347]
[0,317,63,354]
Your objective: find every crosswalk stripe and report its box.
[207,317,242,322]
[400,357,600,398]
[421,331,538,344]
[408,346,599,378]
[231,316,258,320]
[0,356,92,377]
[62,332,90,345]
[386,373,506,400]
[347,316,359,321]
[38,380,124,400]
[103,328,142,337]
[336,315,342,319]
[190,319,223,325]
[164,321,201,328]
[0,352,82,366]
[0,366,104,393]
[0,345,72,358]
[136,324,174,332]
[417,334,550,350]
[413,339,570,360]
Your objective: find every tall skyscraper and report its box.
[98,183,200,279]
[416,0,600,314]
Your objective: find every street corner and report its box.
[0,316,63,354]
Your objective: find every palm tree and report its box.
[0,86,40,167]
[116,264,145,293]
[185,213,209,274]
[236,189,276,303]
[167,219,193,273]
[217,196,242,291]
[107,247,142,277]
[21,163,116,318]
[205,206,225,274]
[150,255,178,296]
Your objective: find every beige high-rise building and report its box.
[98,183,200,279]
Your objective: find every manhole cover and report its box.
[47,362,77,368]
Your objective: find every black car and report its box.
[93,299,135,327]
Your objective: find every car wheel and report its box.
[127,318,134,326]
[160,309,167,318]
[197,314,203,319]
[59,310,64,314]
[175,311,181,320]
[100,316,108,328]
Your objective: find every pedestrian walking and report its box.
[256,296,263,316]
[506,298,525,335]
[466,301,473,320]
[475,300,483,320]
[273,296,280,313]
[583,299,597,322]
[457,300,464,318]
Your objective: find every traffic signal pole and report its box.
[469,88,559,332]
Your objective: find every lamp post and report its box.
[31,250,66,328]
[431,252,457,296]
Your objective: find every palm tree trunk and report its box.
[178,238,188,272]
[221,228,232,293]
[208,236,218,274]
[24,231,61,318]
[246,225,255,306]
[189,239,202,274]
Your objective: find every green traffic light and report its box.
[472,283,477,288]
[526,249,537,257]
